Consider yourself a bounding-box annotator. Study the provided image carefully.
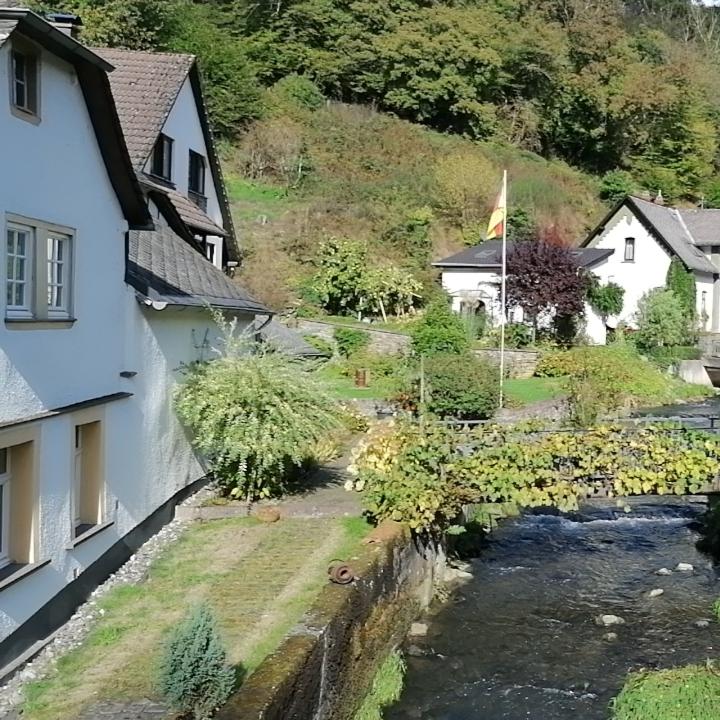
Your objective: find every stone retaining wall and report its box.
[216,522,442,720]
[473,348,540,379]
[294,319,411,355]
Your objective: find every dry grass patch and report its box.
[21,516,370,720]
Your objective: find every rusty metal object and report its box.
[328,560,355,585]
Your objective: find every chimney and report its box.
[45,12,83,39]
[654,189,665,206]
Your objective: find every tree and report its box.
[506,240,589,334]
[411,300,469,356]
[634,287,686,348]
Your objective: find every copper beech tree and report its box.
[505,238,589,337]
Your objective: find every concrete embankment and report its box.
[216,522,442,720]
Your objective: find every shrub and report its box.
[634,288,687,349]
[645,345,701,370]
[666,257,697,328]
[303,334,335,357]
[404,353,500,420]
[269,74,325,111]
[158,604,234,720]
[333,327,371,358]
[599,170,636,204]
[611,665,720,720]
[175,318,339,501]
[535,349,579,377]
[411,300,469,356]
[586,277,624,319]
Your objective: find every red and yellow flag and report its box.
[486,179,506,240]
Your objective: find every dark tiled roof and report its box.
[142,176,226,236]
[433,241,614,269]
[127,216,267,314]
[0,18,18,43]
[95,47,194,169]
[256,318,330,357]
[627,197,717,273]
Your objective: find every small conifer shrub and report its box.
[158,604,234,720]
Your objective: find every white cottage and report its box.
[0,6,267,670]
[581,195,720,344]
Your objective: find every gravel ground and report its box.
[0,517,190,719]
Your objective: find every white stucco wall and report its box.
[0,300,253,642]
[585,207,673,342]
[143,76,225,267]
[0,40,128,422]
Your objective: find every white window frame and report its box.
[4,215,75,322]
[6,223,34,319]
[624,237,635,262]
[9,38,41,123]
[0,448,11,569]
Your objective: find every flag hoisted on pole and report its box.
[487,171,508,407]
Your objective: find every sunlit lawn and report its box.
[503,376,567,406]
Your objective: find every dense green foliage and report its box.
[348,421,720,531]
[645,345,702,370]
[407,353,500,420]
[175,323,339,501]
[354,651,406,720]
[666,257,698,326]
[158,604,234,720]
[586,277,625,319]
[611,665,720,720]
[634,288,688,349]
[333,327,370,358]
[411,301,470,357]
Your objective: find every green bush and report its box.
[599,170,636,204]
[175,318,339,501]
[158,604,234,720]
[334,327,371,358]
[586,277,624,319]
[403,353,500,420]
[411,300,469,356]
[611,665,720,720]
[645,345,701,370]
[634,288,687,350]
[535,349,579,377]
[666,258,697,330]
[270,74,325,111]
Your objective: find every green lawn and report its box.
[316,362,395,401]
[224,174,294,222]
[503,376,566,406]
[21,516,370,720]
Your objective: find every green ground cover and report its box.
[503,377,566,406]
[21,516,369,720]
[316,362,395,401]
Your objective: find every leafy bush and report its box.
[411,300,469,356]
[409,353,500,420]
[586,277,624,319]
[348,421,720,532]
[634,288,687,349]
[334,327,371,358]
[175,321,339,501]
[599,170,636,204]
[536,349,579,377]
[270,74,325,111]
[666,258,697,328]
[611,665,720,720]
[158,604,234,720]
[645,345,702,370]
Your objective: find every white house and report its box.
[433,240,611,327]
[0,6,267,670]
[434,195,720,346]
[581,195,720,344]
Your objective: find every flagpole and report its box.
[499,169,508,409]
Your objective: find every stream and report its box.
[388,399,720,719]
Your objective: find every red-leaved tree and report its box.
[506,241,588,333]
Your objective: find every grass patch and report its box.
[316,362,395,401]
[21,516,370,720]
[504,377,566,406]
[225,174,293,222]
[354,650,406,720]
[611,664,720,719]
[311,315,414,336]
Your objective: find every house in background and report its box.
[435,195,720,346]
[0,5,267,671]
[581,195,720,344]
[433,240,612,328]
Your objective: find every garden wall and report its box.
[294,319,411,354]
[473,349,540,379]
[216,522,442,720]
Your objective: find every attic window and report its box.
[10,46,39,120]
[151,134,173,182]
[624,237,635,262]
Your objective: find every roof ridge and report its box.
[672,207,697,246]
[93,46,195,62]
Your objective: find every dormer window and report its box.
[10,43,40,121]
[151,134,173,182]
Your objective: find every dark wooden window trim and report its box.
[67,520,114,550]
[9,39,41,124]
[151,134,173,182]
[624,237,635,263]
[0,559,51,593]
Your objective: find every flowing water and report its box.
[388,500,720,720]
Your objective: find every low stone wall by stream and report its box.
[216,522,442,720]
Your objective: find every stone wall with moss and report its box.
[216,522,442,720]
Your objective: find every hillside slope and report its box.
[224,99,604,311]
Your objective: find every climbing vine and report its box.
[347,421,720,531]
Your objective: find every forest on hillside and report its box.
[36,0,720,309]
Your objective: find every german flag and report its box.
[486,179,506,240]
